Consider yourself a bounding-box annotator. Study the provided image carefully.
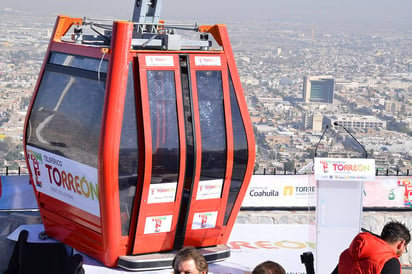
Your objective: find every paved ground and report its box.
[2,211,412,273]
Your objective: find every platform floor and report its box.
[1,211,411,273]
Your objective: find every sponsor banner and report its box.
[26,145,100,217]
[196,179,223,200]
[314,158,375,181]
[148,182,177,204]
[364,178,405,207]
[242,175,410,208]
[242,175,316,207]
[0,175,38,210]
[144,215,173,234]
[192,211,218,230]
[3,172,411,212]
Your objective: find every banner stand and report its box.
[314,157,375,274]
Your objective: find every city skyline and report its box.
[1,0,412,31]
[1,7,412,175]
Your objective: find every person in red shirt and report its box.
[332,221,410,273]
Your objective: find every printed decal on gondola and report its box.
[194,56,221,66]
[144,215,173,234]
[26,145,100,217]
[196,179,223,200]
[145,55,174,67]
[147,182,177,203]
[192,211,218,229]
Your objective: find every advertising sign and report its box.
[243,175,409,208]
[26,145,100,217]
[242,175,316,207]
[364,178,405,207]
[314,157,375,181]
[2,172,412,211]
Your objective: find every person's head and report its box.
[172,247,208,274]
[380,221,411,256]
[252,260,286,274]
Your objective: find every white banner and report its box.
[2,173,412,210]
[242,175,316,207]
[243,175,411,208]
[26,145,100,217]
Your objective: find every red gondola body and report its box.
[23,6,255,270]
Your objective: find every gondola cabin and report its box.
[23,0,255,270]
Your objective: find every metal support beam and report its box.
[132,0,162,25]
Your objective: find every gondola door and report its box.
[130,54,186,254]
[130,53,239,253]
[181,54,234,247]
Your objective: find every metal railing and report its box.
[0,166,27,176]
[2,165,412,177]
[254,167,412,176]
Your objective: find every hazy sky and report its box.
[2,0,412,30]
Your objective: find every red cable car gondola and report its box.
[23,0,255,270]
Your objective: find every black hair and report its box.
[381,221,411,245]
[252,260,286,274]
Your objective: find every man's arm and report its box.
[381,258,401,274]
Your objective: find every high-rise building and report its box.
[303,76,335,103]
[311,114,323,132]
[384,100,402,114]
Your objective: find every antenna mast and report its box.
[132,0,162,28]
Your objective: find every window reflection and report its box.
[147,71,179,185]
[119,64,139,235]
[27,67,105,168]
[224,74,248,224]
[196,70,226,183]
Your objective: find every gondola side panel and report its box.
[202,24,256,243]
[98,21,135,266]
